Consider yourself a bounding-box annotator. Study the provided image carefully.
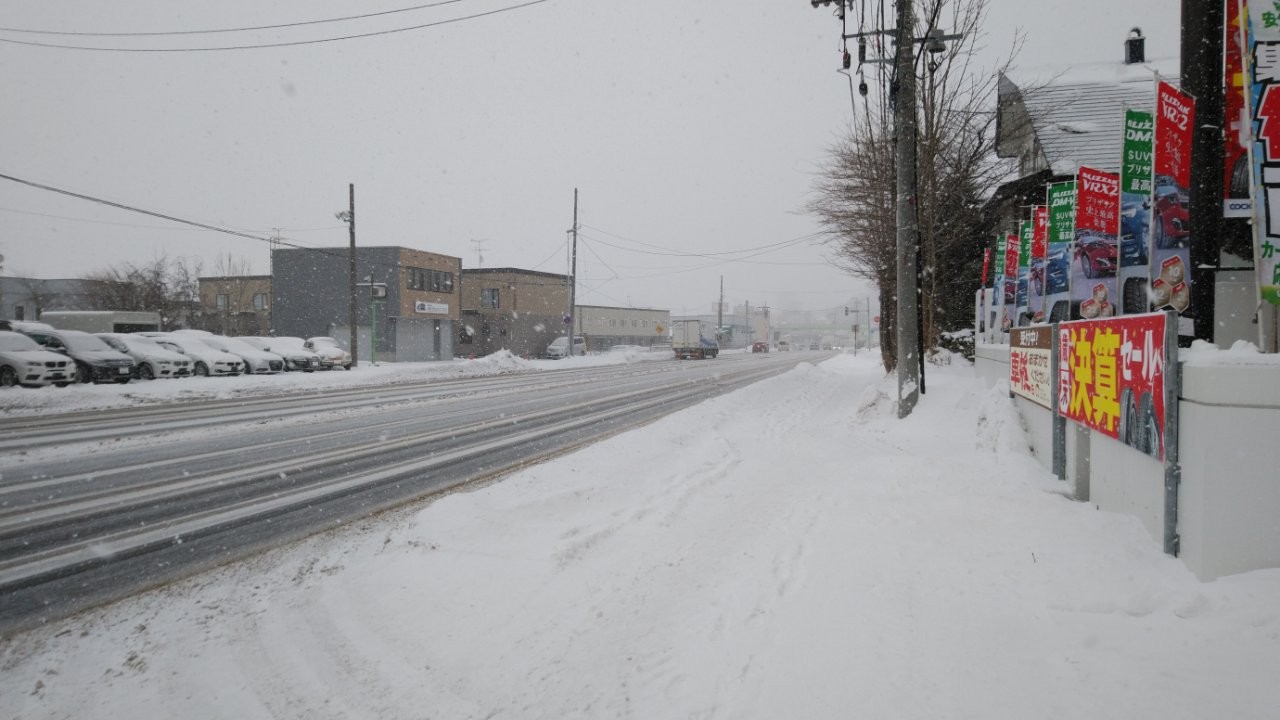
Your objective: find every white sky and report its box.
[0,0,1178,314]
[3,351,1277,718]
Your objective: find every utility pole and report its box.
[893,0,920,417]
[718,276,725,344]
[342,184,358,368]
[567,189,579,350]
[1182,0,1223,345]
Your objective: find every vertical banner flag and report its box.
[1015,220,1033,326]
[981,247,991,288]
[1226,0,1253,217]
[1060,313,1168,460]
[1119,109,1154,314]
[1003,232,1020,330]
[1243,1,1280,304]
[1074,166,1121,319]
[1152,80,1195,318]
[1027,206,1050,322]
[1045,181,1076,323]
[992,235,1007,330]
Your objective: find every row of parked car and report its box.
[0,321,354,389]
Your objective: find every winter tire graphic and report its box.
[1139,392,1161,459]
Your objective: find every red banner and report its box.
[1004,234,1019,278]
[1075,166,1120,234]
[1058,313,1168,459]
[1156,80,1195,188]
[1032,206,1048,260]
[981,247,991,287]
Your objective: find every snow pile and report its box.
[3,353,1278,719]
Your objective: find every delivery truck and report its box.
[671,319,718,359]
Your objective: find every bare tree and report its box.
[81,255,204,329]
[808,0,1020,370]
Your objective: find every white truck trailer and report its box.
[39,310,162,334]
[670,319,719,359]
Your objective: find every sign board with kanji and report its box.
[1058,312,1168,459]
[1074,166,1121,320]
[1243,0,1280,304]
[1010,325,1054,409]
[1152,80,1196,321]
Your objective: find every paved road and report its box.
[0,352,830,633]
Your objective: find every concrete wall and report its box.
[975,342,1280,581]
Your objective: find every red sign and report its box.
[1032,206,1048,260]
[1004,233,1019,278]
[1156,80,1195,188]
[1075,167,1120,234]
[1059,313,1167,459]
[981,247,991,286]
[1224,0,1250,213]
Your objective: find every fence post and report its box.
[1163,310,1182,557]
[1051,321,1066,481]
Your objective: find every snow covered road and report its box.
[2,352,1278,719]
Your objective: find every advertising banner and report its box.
[1074,166,1120,319]
[993,234,1008,331]
[1059,312,1168,460]
[1026,206,1049,323]
[1003,232,1019,330]
[1015,220,1032,326]
[1044,181,1076,323]
[1226,0,1252,217]
[1243,1,1280,304]
[1152,80,1195,318]
[1010,324,1054,408]
[1119,109,1154,314]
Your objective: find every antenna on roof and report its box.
[1125,27,1145,65]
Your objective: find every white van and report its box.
[545,335,585,359]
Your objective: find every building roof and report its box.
[998,57,1180,178]
[461,267,568,281]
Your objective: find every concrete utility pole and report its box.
[345,184,358,368]
[567,189,579,349]
[1181,0,1223,345]
[893,0,920,418]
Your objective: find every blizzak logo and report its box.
[1160,90,1192,132]
[1051,192,1076,207]
[1125,128,1153,143]
[1082,176,1118,194]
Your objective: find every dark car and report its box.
[1152,176,1189,249]
[751,341,769,353]
[1032,245,1071,296]
[1119,197,1150,266]
[1075,232,1117,279]
[16,326,135,384]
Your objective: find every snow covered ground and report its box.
[3,352,1279,719]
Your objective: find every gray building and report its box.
[574,304,671,352]
[0,276,116,322]
[272,246,462,362]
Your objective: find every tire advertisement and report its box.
[1059,312,1168,460]
[1045,181,1076,323]
[1027,206,1049,323]
[1152,80,1195,321]
[1003,231,1019,330]
[1073,166,1120,320]
[1015,219,1032,326]
[1119,109,1154,314]
[993,233,1008,330]
[1226,0,1252,218]
[1242,1,1280,304]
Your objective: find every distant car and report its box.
[305,336,353,370]
[0,330,73,388]
[14,327,135,384]
[97,333,191,379]
[1074,232,1117,279]
[1152,176,1189,249]
[544,335,586,359]
[809,343,820,351]
[141,333,243,377]
[185,333,285,374]
[241,336,321,372]
[777,341,790,352]
[751,341,769,353]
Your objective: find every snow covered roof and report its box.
[997,57,1180,178]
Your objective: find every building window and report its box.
[407,267,455,294]
[252,292,268,310]
[481,288,500,308]
[14,305,24,321]
[216,293,229,310]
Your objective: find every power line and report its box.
[580,223,821,258]
[0,205,343,234]
[0,0,471,37]
[0,0,552,53]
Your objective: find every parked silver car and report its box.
[15,327,135,384]
[304,336,353,370]
[241,336,321,372]
[97,333,191,379]
[140,333,243,377]
[0,330,73,388]
[177,331,284,374]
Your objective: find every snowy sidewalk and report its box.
[3,353,1278,719]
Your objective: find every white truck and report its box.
[671,319,718,359]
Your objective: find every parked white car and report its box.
[0,330,74,388]
[240,336,321,372]
[97,333,191,379]
[545,335,586,359]
[181,332,285,374]
[304,336,353,370]
[141,333,243,377]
